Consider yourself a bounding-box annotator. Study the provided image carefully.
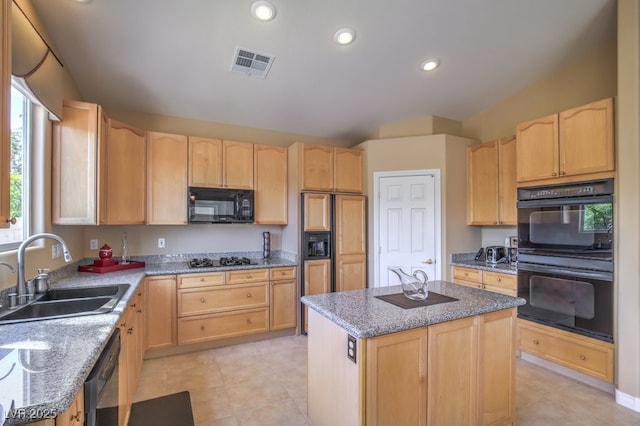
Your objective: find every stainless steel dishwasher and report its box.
[84,328,120,426]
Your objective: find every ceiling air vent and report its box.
[231,47,275,79]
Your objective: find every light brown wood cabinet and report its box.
[303,259,331,332]
[188,138,255,189]
[177,269,270,345]
[467,136,516,225]
[188,136,222,187]
[52,100,106,224]
[0,0,10,230]
[452,266,516,296]
[295,143,364,193]
[145,275,177,350]
[303,192,331,231]
[146,131,188,224]
[254,144,287,224]
[334,194,367,292]
[270,267,297,330]
[518,319,614,383]
[119,293,144,426]
[308,307,517,426]
[516,97,614,185]
[99,119,146,224]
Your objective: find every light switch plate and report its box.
[158,238,165,248]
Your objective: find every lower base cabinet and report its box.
[518,319,614,383]
[308,307,517,426]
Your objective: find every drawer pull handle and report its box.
[200,325,205,331]
[497,278,501,282]
[248,274,253,278]
[200,298,206,303]
[580,355,586,361]
[137,291,142,296]
[464,273,468,276]
[247,319,252,324]
[247,293,252,298]
[200,278,205,282]
[137,309,142,313]
[533,339,539,345]
[127,327,134,335]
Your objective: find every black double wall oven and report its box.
[516,179,614,343]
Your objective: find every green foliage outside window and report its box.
[582,203,612,232]
[10,128,22,220]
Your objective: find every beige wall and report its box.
[614,0,640,402]
[462,40,617,142]
[356,134,481,282]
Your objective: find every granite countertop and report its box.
[0,255,297,425]
[301,281,525,339]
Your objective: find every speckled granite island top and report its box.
[0,255,297,425]
[301,281,525,339]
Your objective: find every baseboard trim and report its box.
[615,389,640,412]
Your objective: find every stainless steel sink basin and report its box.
[0,284,130,324]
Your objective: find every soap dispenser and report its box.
[34,268,50,294]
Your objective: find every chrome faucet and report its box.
[16,233,73,305]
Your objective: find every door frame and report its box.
[373,169,442,288]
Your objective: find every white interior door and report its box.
[376,171,440,287]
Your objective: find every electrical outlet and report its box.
[347,334,357,363]
[90,239,98,250]
[158,238,165,249]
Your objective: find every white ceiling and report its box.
[30,0,616,142]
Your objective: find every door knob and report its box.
[422,259,435,265]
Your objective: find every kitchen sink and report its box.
[0,283,130,324]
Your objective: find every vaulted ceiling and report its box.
[31,0,617,142]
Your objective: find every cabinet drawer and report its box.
[178,284,268,316]
[482,284,516,297]
[453,266,482,283]
[179,272,225,289]
[483,271,516,290]
[178,307,269,344]
[270,267,296,280]
[226,268,269,284]
[518,320,614,383]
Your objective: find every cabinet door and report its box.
[55,388,84,426]
[303,259,331,332]
[118,307,134,426]
[303,192,331,231]
[223,140,254,189]
[334,148,363,193]
[478,308,516,426]
[0,0,9,229]
[467,140,499,225]
[559,97,614,177]
[498,136,517,225]
[299,144,333,191]
[516,113,559,182]
[188,136,222,187]
[366,327,428,426]
[254,144,287,224]
[335,194,366,291]
[52,100,104,224]
[270,278,297,330]
[145,276,177,350]
[101,119,146,224]
[146,132,188,224]
[427,316,478,426]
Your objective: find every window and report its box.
[581,203,613,233]
[0,86,31,250]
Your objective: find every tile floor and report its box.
[134,335,640,426]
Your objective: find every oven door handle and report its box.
[518,262,613,282]
[517,194,613,208]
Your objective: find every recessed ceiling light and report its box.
[420,59,440,72]
[334,28,356,45]
[251,1,277,21]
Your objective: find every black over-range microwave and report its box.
[188,187,254,224]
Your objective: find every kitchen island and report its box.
[301,281,525,426]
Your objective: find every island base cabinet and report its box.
[306,307,516,426]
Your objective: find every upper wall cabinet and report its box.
[254,144,287,224]
[297,143,363,193]
[99,119,146,224]
[53,100,107,225]
[188,138,253,189]
[516,97,614,185]
[467,136,516,226]
[147,131,188,225]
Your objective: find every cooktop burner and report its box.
[188,257,255,268]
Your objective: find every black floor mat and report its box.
[128,391,194,426]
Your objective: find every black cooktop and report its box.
[188,257,256,268]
